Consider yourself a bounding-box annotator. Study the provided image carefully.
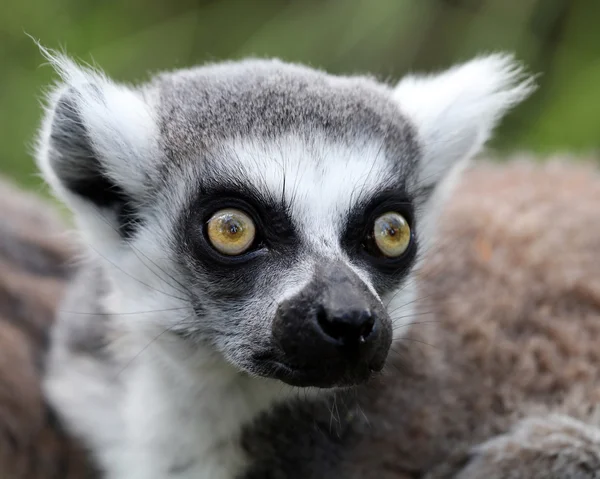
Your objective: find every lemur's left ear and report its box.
[393,53,536,188]
[35,48,159,242]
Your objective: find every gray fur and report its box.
[155,58,418,171]
[54,265,114,361]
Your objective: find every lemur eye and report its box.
[207,208,256,256]
[372,212,411,258]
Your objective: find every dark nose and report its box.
[269,261,392,387]
[316,306,375,346]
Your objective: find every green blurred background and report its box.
[1,0,599,191]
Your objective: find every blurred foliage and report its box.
[1,0,599,189]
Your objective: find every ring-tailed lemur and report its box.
[36,50,539,478]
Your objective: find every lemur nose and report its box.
[270,261,391,387]
[316,306,375,346]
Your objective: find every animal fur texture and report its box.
[1,158,600,478]
[1,50,599,478]
[0,178,91,478]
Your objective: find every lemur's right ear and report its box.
[36,48,159,241]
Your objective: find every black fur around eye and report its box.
[341,192,418,286]
[179,185,299,268]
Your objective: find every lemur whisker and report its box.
[381,357,404,376]
[124,241,194,298]
[355,392,371,429]
[112,312,196,380]
[384,289,436,311]
[86,243,188,302]
[327,395,336,434]
[355,138,386,206]
[389,310,436,321]
[91,206,192,298]
[392,337,439,350]
[59,307,189,316]
[392,320,440,331]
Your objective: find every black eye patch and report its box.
[340,189,418,293]
[176,178,300,272]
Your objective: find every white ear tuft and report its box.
[394,53,536,184]
[37,43,109,94]
[36,46,158,205]
[34,46,159,242]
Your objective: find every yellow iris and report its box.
[373,212,411,257]
[207,208,256,256]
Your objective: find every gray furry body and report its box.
[35,51,557,478]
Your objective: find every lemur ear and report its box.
[35,48,159,240]
[393,53,536,189]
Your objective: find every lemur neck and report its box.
[94,274,293,477]
[116,324,286,478]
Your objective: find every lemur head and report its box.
[36,51,534,388]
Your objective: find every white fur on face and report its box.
[225,134,391,249]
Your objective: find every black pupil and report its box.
[225,218,240,235]
[383,217,401,237]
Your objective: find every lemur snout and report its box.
[270,261,392,388]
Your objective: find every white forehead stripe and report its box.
[222,133,396,255]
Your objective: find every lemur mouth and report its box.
[252,356,382,388]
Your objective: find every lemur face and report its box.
[173,129,418,387]
[37,53,534,388]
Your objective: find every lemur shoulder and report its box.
[0,50,599,478]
